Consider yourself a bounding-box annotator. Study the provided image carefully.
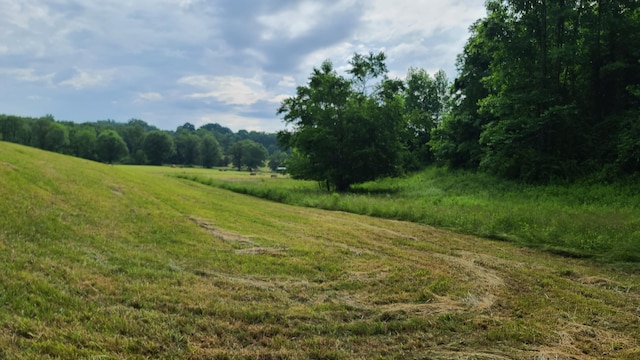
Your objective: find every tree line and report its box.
[278,0,640,190]
[3,0,637,189]
[0,114,283,171]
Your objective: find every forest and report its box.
[432,0,640,181]
[1,0,639,189]
[278,0,640,190]
[0,114,283,172]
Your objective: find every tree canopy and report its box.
[143,131,175,166]
[433,0,640,181]
[96,130,128,164]
[277,52,407,191]
[229,139,268,171]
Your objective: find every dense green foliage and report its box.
[0,115,277,168]
[143,130,175,166]
[96,130,128,164]
[178,168,640,265]
[229,139,269,171]
[199,133,222,168]
[276,1,639,185]
[433,0,640,181]
[278,53,439,191]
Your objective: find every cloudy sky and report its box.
[0,0,486,132]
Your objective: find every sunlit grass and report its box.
[175,167,640,264]
[1,142,639,359]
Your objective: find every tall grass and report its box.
[175,168,640,264]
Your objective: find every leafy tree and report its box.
[198,123,236,154]
[96,130,128,163]
[200,134,222,168]
[118,119,149,164]
[431,13,499,170]
[30,115,55,149]
[243,140,269,170]
[179,122,196,132]
[402,68,449,169]
[43,122,69,153]
[175,133,200,166]
[277,52,405,191]
[229,139,268,171]
[71,127,97,160]
[143,131,175,165]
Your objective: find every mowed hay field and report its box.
[1,142,639,359]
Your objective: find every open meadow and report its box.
[176,168,640,265]
[1,141,639,359]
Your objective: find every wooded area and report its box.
[1,0,638,188]
[0,115,281,171]
[276,0,639,189]
[433,0,640,181]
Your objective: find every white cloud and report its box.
[277,76,296,87]
[0,0,488,132]
[0,68,55,84]
[268,94,290,104]
[179,75,272,106]
[257,1,325,40]
[360,0,485,42]
[59,69,115,89]
[134,92,163,103]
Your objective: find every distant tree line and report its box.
[278,0,640,190]
[0,115,284,171]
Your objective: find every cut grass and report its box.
[173,167,640,265]
[1,141,640,359]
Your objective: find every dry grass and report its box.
[1,142,639,359]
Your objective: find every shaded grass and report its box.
[173,168,640,265]
[1,142,640,359]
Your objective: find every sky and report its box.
[0,0,486,133]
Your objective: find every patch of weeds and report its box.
[428,277,452,296]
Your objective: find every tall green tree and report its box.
[229,139,268,171]
[71,128,98,160]
[431,9,501,170]
[43,122,69,153]
[96,130,128,164]
[243,140,269,170]
[175,123,201,166]
[30,115,55,150]
[143,131,175,166]
[402,68,449,169]
[119,119,151,164]
[200,134,222,168]
[277,52,405,191]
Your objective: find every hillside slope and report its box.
[1,142,639,359]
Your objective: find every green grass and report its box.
[174,167,640,264]
[2,141,640,359]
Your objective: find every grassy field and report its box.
[175,168,640,265]
[1,141,640,359]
